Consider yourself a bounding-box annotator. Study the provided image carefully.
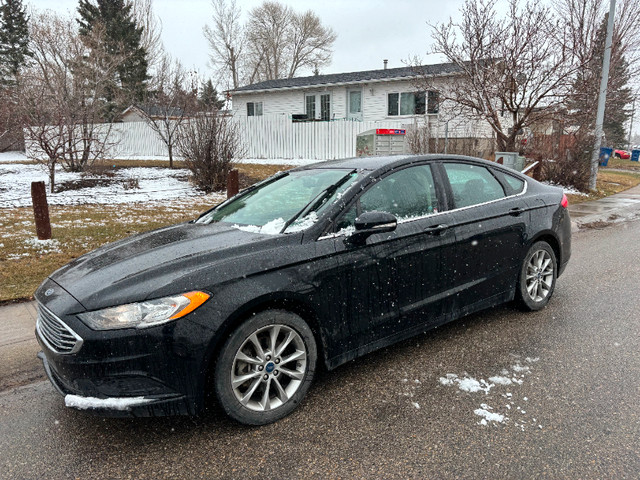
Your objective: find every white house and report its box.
[231,62,461,123]
[230,61,499,160]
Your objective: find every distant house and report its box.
[121,104,185,123]
[231,61,462,122]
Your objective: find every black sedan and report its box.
[35,154,571,425]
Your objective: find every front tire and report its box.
[516,241,557,311]
[214,310,317,425]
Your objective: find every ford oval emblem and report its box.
[44,288,54,297]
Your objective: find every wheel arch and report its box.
[529,231,561,267]
[201,293,328,407]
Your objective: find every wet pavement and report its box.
[568,184,640,228]
[1,212,640,478]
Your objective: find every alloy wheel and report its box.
[230,324,307,412]
[525,249,554,302]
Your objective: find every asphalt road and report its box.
[1,219,639,479]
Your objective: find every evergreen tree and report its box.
[568,15,633,146]
[199,79,225,110]
[0,0,31,81]
[77,0,149,103]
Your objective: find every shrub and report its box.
[529,132,592,192]
[177,111,243,192]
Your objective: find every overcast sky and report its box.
[24,0,640,138]
[26,0,463,77]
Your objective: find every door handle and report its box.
[425,224,449,235]
[509,207,524,216]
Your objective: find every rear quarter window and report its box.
[492,169,526,195]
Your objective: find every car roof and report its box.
[294,154,509,174]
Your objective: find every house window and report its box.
[305,95,316,119]
[320,94,331,121]
[304,93,331,121]
[387,91,439,116]
[247,102,263,116]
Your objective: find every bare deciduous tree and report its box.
[132,0,164,77]
[18,12,122,191]
[139,54,197,168]
[204,0,336,88]
[178,109,242,192]
[426,0,580,152]
[0,86,23,151]
[286,10,336,78]
[203,0,244,89]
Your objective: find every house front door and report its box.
[347,89,363,121]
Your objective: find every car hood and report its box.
[49,222,294,311]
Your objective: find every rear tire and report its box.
[516,241,557,311]
[214,310,317,425]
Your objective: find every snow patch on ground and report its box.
[488,375,513,385]
[542,181,589,196]
[0,163,209,207]
[474,404,505,424]
[0,151,29,163]
[23,237,61,254]
[65,394,153,411]
[439,355,541,429]
[439,373,493,394]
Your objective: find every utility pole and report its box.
[589,0,616,191]
[627,97,635,149]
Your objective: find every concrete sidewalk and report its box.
[2,183,640,388]
[568,183,640,231]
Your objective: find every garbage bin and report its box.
[599,147,613,166]
[631,149,640,162]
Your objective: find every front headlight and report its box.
[77,291,210,330]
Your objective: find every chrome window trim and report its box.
[36,303,84,355]
[317,177,528,241]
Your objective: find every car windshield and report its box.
[196,169,359,234]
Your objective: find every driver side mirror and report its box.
[348,211,397,244]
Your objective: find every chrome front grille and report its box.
[36,304,83,355]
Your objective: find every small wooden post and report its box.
[227,169,239,198]
[31,181,52,240]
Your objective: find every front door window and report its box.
[348,89,362,121]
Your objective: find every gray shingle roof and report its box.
[233,62,461,94]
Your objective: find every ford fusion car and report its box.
[35,154,571,425]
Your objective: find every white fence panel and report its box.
[24,114,496,162]
[233,115,413,160]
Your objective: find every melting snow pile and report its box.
[439,373,494,394]
[438,356,542,429]
[474,404,505,425]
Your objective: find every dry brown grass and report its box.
[566,170,640,205]
[0,162,294,304]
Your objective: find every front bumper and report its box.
[34,279,216,417]
[37,351,190,417]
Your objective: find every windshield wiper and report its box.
[280,170,356,233]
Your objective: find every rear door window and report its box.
[443,163,505,209]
